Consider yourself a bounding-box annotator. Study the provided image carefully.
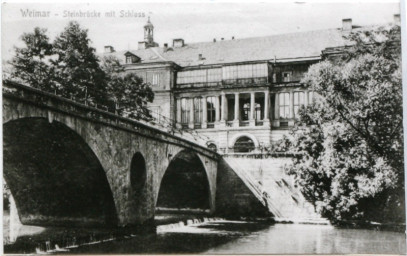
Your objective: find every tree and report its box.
[52,21,107,105]
[9,27,56,91]
[9,22,155,121]
[287,25,404,223]
[102,56,154,119]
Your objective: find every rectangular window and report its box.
[207,97,216,123]
[279,93,290,119]
[181,98,190,124]
[149,106,161,122]
[282,72,292,82]
[207,68,222,82]
[193,97,202,124]
[222,64,268,80]
[293,92,305,118]
[152,73,159,85]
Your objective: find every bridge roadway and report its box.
[3,80,228,227]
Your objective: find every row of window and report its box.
[278,91,314,118]
[177,63,269,84]
[178,91,315,124]
[139,68,295,86]
[180,97,218,124]
[222,63,268,80]
[177,69,222,84]
[133,72,160,86]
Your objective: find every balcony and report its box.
[222,77,268,88]
[176,81,222,89]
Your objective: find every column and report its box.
[215,96,220,123]
[289,91,295,126]
[202,96,207,129]
[176,98,182,128]
[264,91,270,127]
[249,92,255,126]
[233,92,240,127]
[188,98,194,129]
[289,91,294,119]
[220,92,227,127]
[273,93,280,127]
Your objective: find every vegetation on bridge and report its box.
[286,25,404,224]
[8,21,154,119]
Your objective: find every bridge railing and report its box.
[3,80,219,160]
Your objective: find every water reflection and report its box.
[204,223,406,254]
[4,220,406,255]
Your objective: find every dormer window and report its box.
[124,51,140,64]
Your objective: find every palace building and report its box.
[103,15,400,154]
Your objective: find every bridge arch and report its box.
[3,117,118,227]
[155,149,211,212]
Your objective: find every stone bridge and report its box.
[2,81,225,227]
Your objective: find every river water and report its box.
[6,219,405,254]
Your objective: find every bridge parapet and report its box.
[3,80,219,160]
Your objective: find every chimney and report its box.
[342,18,352,32]
[138,41,147,50]
[163,43,168,52]
[213,38,216,42]
[394,14,400,25]
[198,54,203,60]
[173,38,185,48]
[104,45,115,53]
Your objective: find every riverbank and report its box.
[331,219,406,233]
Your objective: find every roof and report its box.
[101,27,366,68]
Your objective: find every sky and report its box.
[1,1,401,62]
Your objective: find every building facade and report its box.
[103,15,399,154]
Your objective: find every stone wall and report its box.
[3,85,219,227]
[215,158,269,218]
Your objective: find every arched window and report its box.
[234,136,255,153]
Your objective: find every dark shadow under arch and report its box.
[3,117,118,227]
[130,152,147,204]
[156,150,210,210]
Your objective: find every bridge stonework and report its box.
[3,82,219,227]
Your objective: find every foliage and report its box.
[287,25,404,223]
[271,135,292,152]
[9,22,154,119]
[9,28,56,91]
[52,21,107,105]
[102,56,154,118]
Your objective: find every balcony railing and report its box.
[176,77,269,89]
[176,81,222,89]
[240,120,250,127]
[222,77,268,87]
